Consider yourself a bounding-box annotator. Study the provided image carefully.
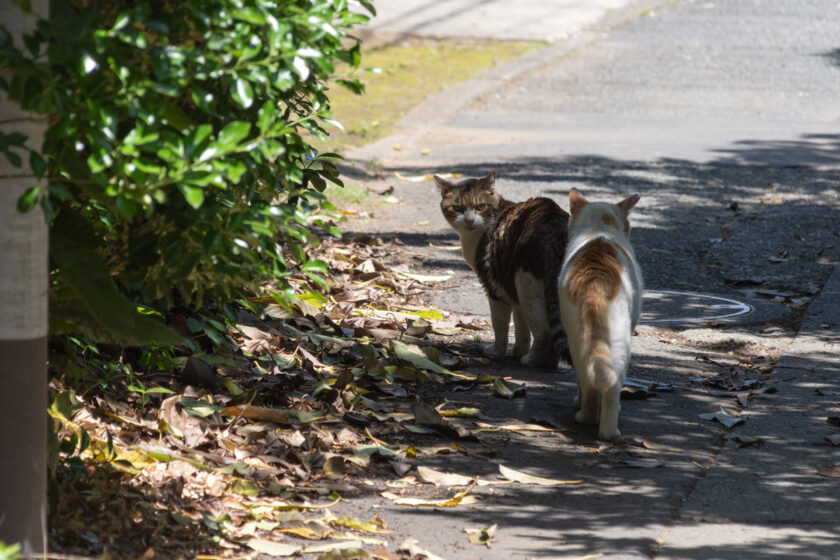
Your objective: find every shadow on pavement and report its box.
[335,134,840,558]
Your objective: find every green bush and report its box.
[0,0,372,345]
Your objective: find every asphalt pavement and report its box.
[335,1,840,558]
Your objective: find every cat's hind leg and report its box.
[485,298,511,358]
[514,272,552,367]
[575,381,598,424]
[511,307,531,357]
[598,382,622,441]
[574,374,599,425]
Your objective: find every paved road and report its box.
[338,1,840,558]
[361,0,632,42]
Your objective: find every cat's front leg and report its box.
[511,307,531,357]
[485,298,511,358]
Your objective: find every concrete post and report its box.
[0,0,50,554]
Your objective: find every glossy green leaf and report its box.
[233,78,254,109]
[179,184,205,209]
[181,397,223,418]
[214,121,251,152]
[16,186,40,212]
[232,7,266,25]
[302,259,328,274]
[4,0,377,337]
[257,100,277,133]
[29,151,46,178]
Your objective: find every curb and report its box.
[655,260,840,556]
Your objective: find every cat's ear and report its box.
[432,175,451,192]
[478,171,496,192]
[569,189,588,215]
[617,193,640,214]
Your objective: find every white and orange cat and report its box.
[559,189,642,440]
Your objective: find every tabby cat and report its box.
[559,189,642,440]
[433,172,570,367]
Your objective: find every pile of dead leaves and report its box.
[48,235,542,559]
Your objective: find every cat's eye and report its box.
[451,205,466,213]
[475,203,489,211]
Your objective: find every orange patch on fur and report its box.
[616,244,632,262]
[566,239,625,349]
[567,239,624,304]
[601,213,619,230]
[591,345,612,360]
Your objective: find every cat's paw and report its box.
[483,342,506,359]
[520,350,547,367]
[598,427,622,442]
[575,408,597,425]
[511,341,530,357]
[557,344,573,366]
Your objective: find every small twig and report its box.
[695,355,731,371]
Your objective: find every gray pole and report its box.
[0,0,49,554]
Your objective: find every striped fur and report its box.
[434,172,570,367]
[560,189,642,440]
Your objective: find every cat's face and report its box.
[433,172,500,233]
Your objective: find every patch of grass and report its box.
[324,182,369,206]
[318,39,542,154]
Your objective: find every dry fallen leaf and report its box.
[388,479,478,507]
[825,433,840,446]
[477,422,561,434]
[220,404,324,425]
[725,434,764,448]
[498,464,582,486]
[370,547,400,560]
[302,541,366,555]
[317,547,370,560]
[622,459,663,469]
[392,340,474,380]
[245,538,301,557]
[816,464,840,478]
[416,466,473,487]
[321,456,348,479]
[329,516,391,535]
[699,411,745,429]
[493,377,526,399]
[465,523,497,548]
[397,539,446,560]
[158,395,209,448]
[628,437,685,454]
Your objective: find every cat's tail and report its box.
[546,280,572,365]
[580,291,616,391]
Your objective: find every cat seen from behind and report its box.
[559,189,642,440]
[433,172,570,367]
